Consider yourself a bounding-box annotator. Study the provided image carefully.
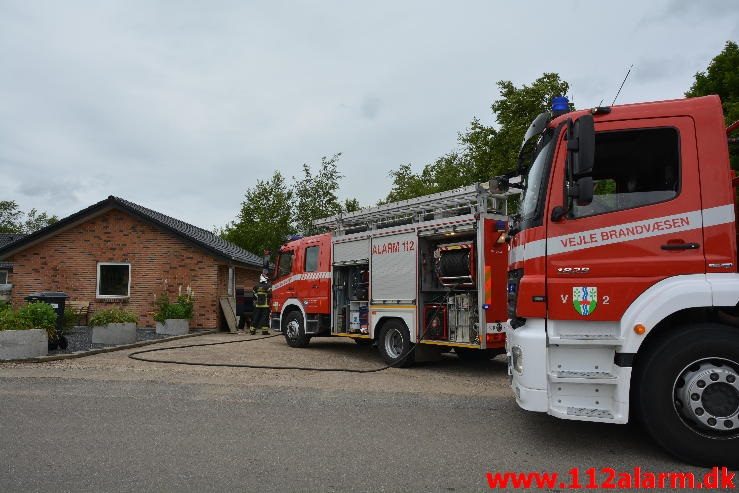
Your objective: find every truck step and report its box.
[566,407,615,420]
[549,334,623,346]
[549,371,618,384]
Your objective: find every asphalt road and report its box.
[0,334,729,492]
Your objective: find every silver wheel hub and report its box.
[675,359,739,436]
[384,328,404,359]
[286,320,300,339]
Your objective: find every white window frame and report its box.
[96,262,131,299]
[0,270,8,284]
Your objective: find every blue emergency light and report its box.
[551,96,569,113]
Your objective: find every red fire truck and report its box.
[505,95,739,466]
[269,184,512,366]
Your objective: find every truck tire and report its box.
[283,311,311,348]
[378,320,414,367]
[635,323,739,468]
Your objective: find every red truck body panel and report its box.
[510,96,737,322]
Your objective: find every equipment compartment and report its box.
[332,263,369,334]
[418,231,480,345]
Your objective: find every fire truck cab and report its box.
[505,95,739,467]
[270,183,514,366]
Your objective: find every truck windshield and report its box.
[518,129,554,230]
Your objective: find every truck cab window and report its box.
[304,246,319,272]
[277,251,294,278]
[572,127,680,218]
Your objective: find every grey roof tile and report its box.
[113,197,263,267]
[0,233,25,249]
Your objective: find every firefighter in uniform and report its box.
[251,274,271,335]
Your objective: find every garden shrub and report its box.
[62,307,78,332]
[154,294,194,322]
[0,308,32,331]
[0,302,57,340]
[89,308,138,327]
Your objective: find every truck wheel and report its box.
[378,320,414,367]
[635,324,739,468]
[283,311,310,348]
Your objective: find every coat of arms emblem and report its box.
[573,286,597,316]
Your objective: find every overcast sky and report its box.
[1,0,737,230]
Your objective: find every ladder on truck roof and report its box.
[314,181,519,234]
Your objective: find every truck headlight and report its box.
[511,345,523,374]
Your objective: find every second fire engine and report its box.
[269,184,512,365]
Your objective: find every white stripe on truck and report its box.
[509,204,734,263]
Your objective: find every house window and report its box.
[97,263,131,298]
[228,267,234,296]
[0,271,7,284]
[304,246,319,272]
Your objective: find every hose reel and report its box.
[435,242,475,288]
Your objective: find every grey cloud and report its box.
[1,0,737,228]
[641,0,739,23]
[632,57,692,84]
[360,96,382,120]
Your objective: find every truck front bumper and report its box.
[506,319,548,413]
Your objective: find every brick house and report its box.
[0,197,263,329]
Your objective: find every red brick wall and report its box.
[7,208,260,328]
[236,267,261,292]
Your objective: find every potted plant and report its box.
[90,308,138,345]
[0,302,55,360]
[154,288,194,336]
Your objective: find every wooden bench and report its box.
[67,301,90,326]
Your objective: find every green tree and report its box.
[686,40,739,168]
[0,200,58,233]
[342,198,361,213]
[385,163,430,202]
[22,209,58,233]
[384,73,571,201]
[0,201,23,233]
[491,73,571,175]
[293,154,344,235]
[221,171,294,256]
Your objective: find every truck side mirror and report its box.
[489,177,509,193]
[561,115,596,212]
[571,115,595,178]
[575,176,594,206]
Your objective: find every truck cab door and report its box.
[298,236,330,314]
[546,116,704,322]
[272,248,297,311]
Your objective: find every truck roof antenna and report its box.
[611,64,634,106]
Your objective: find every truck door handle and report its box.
[661,242,700,251]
